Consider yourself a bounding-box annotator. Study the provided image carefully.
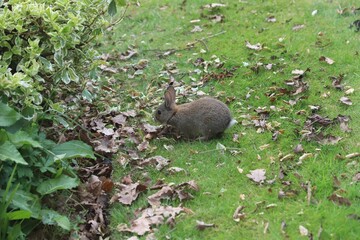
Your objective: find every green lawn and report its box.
[103,0,360,239]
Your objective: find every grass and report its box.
[102,0,360,239]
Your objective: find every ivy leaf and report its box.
[52,140,96,160]
[0,102,22,127]
[36,174,79,195]
[0,141,28,165]
[108,0,117,16]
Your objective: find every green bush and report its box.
[0,0,126,238]
[0,0,125,110]
[0,103,96,238]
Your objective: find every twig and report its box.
[307,181,312,206]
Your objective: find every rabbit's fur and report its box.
[155,85,236,140]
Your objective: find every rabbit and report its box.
[155,85,237,140]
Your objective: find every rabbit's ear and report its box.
[165,85,176,109]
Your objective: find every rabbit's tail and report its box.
[227,119,238,129]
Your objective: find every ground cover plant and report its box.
[99,0,360,239]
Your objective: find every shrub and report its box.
[0,0,125,110]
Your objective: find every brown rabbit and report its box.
[155,85,237,140]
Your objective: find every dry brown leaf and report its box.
[246,169,266,183]
[328,193,351,206]
[139,156,170,170]
[319,56,335,65]
[111,182,147,205]
[266,16,276,22]
[340,96,352,105]
[233,206,246,222]
[148,186,174,207]
[196,220,216,231]
[299,225,309,236]
[292,24,305,31]
[202,3,226,8]
[245,41,263,51]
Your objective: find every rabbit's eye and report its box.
[157,110,161,115]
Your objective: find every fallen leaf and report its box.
[319,56,335,65]
[293,144,304,153]
[292,24,305,31]
[233,206,246,222]
[196,220,216,231]
[318,135,342,145]
[259,144,270,151]
[266,16,276,22]
[191,25,203,33]
[263,221,269,234]
[137,141,149,152]
[202,3,226,8]
[209,14,224,23]
[291,69,305,75]
[246,169,266,183]
[111,182,147,205]
[328,193,351,206]
[339,96,352,105]
[299,153,313,162]
[167,167,185,174]
[139,156,170,170]
[299,225,309,236]
[119,49,137,61]
[346,153,360,159]
[112,114,127,125]
[336,115,352,132]
[147,186,174,207]
[245,41,262,51]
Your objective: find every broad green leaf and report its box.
[108,0,117,16]
[7,210,32,220]
[1,189,41,218]
[0,141,28,165]
[0,102,22,127]
[7,131,43,148]
[41,209,71,230]
[36,174,79,195]
[52,140,96,160]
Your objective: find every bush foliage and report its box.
[0,0,126,238]
[0,0,123,110]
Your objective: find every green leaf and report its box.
[39,56,53,72]
[54,50,63,67]
[0,141,28,165]
[1,190,41,218]
[0,102,22,127]
[36,174,79,195]
[7,131,43,148]
[61,69,70,84]
[52,140,96,160]
[108,0,117,16]
[7,210,32,220]
[68,67,79,82]
[41,209,71,230]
